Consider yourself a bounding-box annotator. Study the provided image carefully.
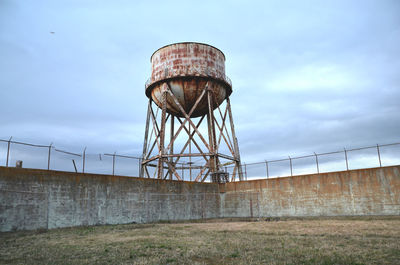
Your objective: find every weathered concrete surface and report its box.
[221,166,400,218]
[0,167,220,232]
[1,165,399,232]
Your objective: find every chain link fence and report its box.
[231,143,400,180]
[1,137,399,181]
[0,137,141,177]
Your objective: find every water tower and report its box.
[140,42,243,182]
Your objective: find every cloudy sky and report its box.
[1,0,399,176]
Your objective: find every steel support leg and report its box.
[140,99,152,178]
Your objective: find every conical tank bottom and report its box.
[150,77,228,118]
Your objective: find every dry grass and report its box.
[1,216,399,264]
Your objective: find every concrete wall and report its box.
[1,166,399,232]
[0,167,220,232]
[221,166,400,218]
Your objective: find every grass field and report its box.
[1,216,399,264]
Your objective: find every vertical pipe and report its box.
[189,121,192,181]
[344,148,349,171]
[6,136,12,167]
[140,99,152,178]
[169,116,174,180]
[47,143,53,170]
[112,152,116,176]
[376,144,382,167]
[82,147,86,173]
[314,152,319,174]
[265,160,269,178]
[157,85,168,179]
[289,156,293,176]
[207,86,217,177]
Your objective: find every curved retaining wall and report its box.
[0,168,220,232]
[0,166,399,232]
[220,166,400,218]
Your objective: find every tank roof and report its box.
[150,42,226,62]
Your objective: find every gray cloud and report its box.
[1,0,399,174]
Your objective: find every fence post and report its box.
[112,152,116,176]
[72,159,78,173]
[376,144,382,167]
[265,160,269,178]
[314,152,319,174]
[289,156,293,176]
[47,143,53,170]
[244,163,247,180]
[344,148,349,171]
[138,158,142,177]
[82,147,86,173]
[6,136,12,167]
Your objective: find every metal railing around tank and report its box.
[1,137,399,182]
[144,67,232,89]
[145,78,152,89]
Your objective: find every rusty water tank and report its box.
[145,42,232,117]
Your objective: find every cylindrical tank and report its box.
[145,42,232,118]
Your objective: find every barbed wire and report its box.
[228,142,400,168]
[1,137,399,180]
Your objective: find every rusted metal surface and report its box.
[146,42,232,118]
[141,43,243,182]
